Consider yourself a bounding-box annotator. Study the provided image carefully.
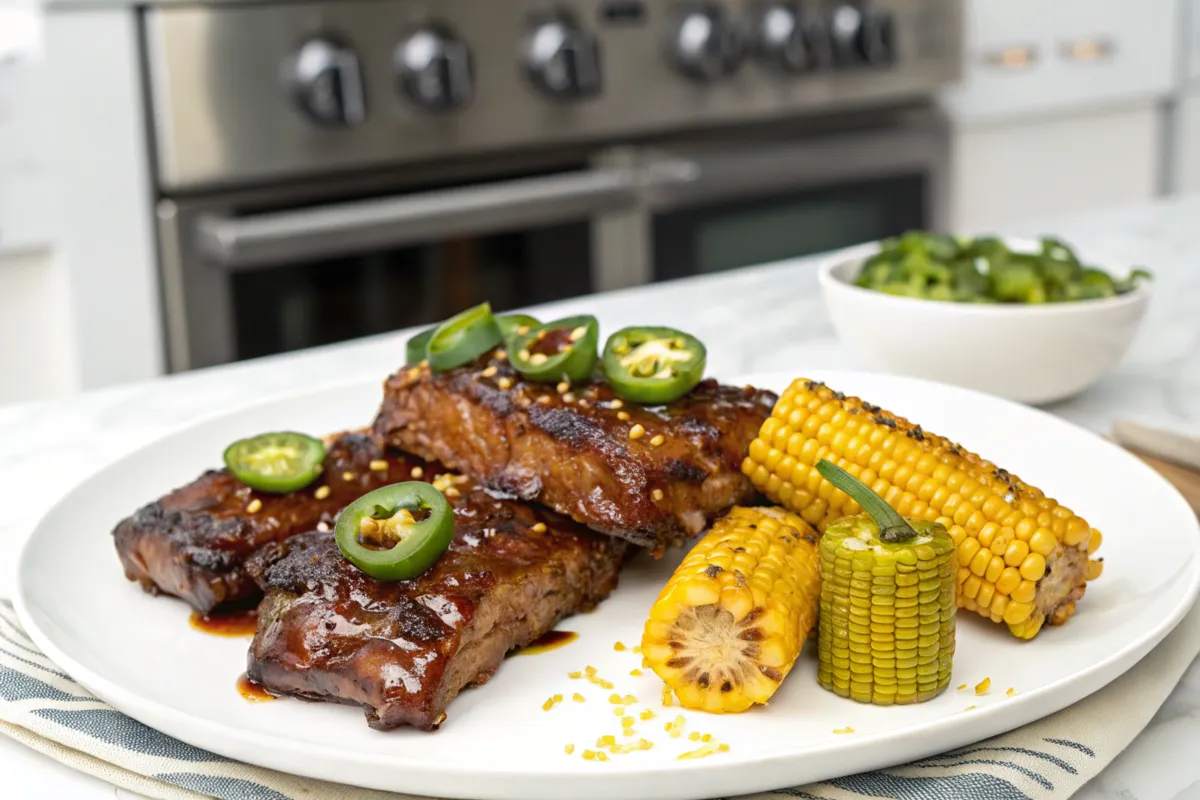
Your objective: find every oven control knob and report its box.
[829,4,897,67]
[523,15,602,100]
[669,4,744,82]
[287,37,367,128]
[395,25,474,112]
[754,3,832,74]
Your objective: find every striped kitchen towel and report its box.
[2,594,1197,800]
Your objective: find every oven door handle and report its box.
[194,164,695,269]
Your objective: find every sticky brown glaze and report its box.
[112,432,427,613]
[245,483,626,731]
[372,356,777,550]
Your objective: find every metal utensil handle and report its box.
[195,166,647,269]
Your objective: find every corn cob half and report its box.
[642,506,821,713]
[742,378,1102,640]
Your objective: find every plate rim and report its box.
[15,368,1200,800]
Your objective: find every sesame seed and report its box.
[564,744,575,755]
[650,434,665,447]
[482,365,498,378]
[531,522,547,534]
[617,411,631,421]
[410,466,424,479]
[610,399,623,409]
[369,459,389,472]
[246,499,263,514]
[629,424,645,440]
[314,485,331,500]
[342,471,355,481]
[557,381,570,394]
[497,377,513,390]
[652,489,664,502]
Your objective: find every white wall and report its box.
[0,248,75,403]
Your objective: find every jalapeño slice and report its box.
[495,314,541,342]
[427,303,504,372]
[335,482,455,581]
[509,315,600,383]
[223,431,326,494]
[601,326,706,405]
[405,326,436,365]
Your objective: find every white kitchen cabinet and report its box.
[951,105,1163,231]
[943,0,1175,231]
[0,248,76,404]
[1172,91,1200,193]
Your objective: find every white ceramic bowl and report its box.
[817,240,1151,405]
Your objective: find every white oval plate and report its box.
[17,370,1200,800]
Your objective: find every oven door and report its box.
[593,110,950,287]
[157,161,677,372]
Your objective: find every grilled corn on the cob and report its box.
[642,506,821,713]
[815,460,956,705]
[742,379,1100,640]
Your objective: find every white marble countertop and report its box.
[3,194,1200,799]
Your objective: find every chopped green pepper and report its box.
[335,482,454,581]
[223,431,326,494]
[855,231,1151,304]
[601,326,706,405]
[426,302,504,372]
[405,327,436,365]
[495,314,541,342]
[509,315,599,383]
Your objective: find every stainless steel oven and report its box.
[142,0,961,372]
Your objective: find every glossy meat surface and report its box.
[246,482,626,730]
[113,433,423,612]
[372,356,777,549]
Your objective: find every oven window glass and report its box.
[652,174,927,281]
[230,223,591,361]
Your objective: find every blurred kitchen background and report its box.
[0,0,1192,405]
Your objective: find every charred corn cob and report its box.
[816,460,956,705]
[742,378,1101,640]
[642,506,821,713]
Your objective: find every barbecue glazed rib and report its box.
[246,482,626,730]
[372,356,776,550]
[113,433,421,612]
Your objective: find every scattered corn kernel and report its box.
[665,715,687,738]
[662,686,673,706]
[597,735,616,747]
[639,709,654,721]
[585,665,597,676]
[614,641,627,651]
[650,434,665,447]
[609,694,623,704]
[495,349,507,361]
[553,693,563,702]
[632,645,642,654]
[482,365,498,378]
[677,742,727,760]
[569,326,587,342]
[610,399,624,410]
[1006,688,1016,697]
[369,459,389,472]
[410,466,424,479]
[957,684,968,691]
[542,697,555,711]
[975,677,991,695]
[582,750,596,761]
[688,731,701,741]
[599,680,614,689]
[964,705,977,711]
[701,733,712,742]
[564,744,575,755]
[833,727,855,735]
[557,381,570,394]
[342,471,355,481]
[497,377,513,390]
[629,424,646,440]
[246,499,262,514]
[596,752,608,762]
[614,707,625,717]
[617,411,631,421]
[568,671,582,679]
[531,522,547,534]
[622,694,637,704]
[629,669,643,677]
[313,486,331,500]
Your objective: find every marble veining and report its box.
[3,194,1200,799]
